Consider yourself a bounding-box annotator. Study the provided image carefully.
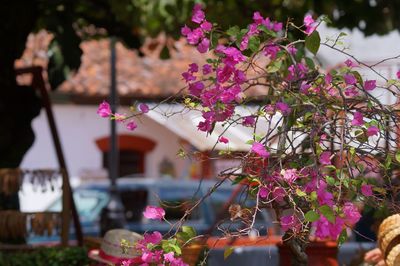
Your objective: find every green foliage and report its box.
[304,210,320,222]
[0,247,89,266]
[305,30,321,55]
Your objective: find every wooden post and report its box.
[15,66,83,246]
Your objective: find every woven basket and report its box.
[377,214,400,266]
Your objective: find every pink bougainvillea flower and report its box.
[364,80,377,91]
[342,202,361,225]
[200,20,212,31]
[197,38,210,53]
[242,116,256,127]
[280,168,299,184]
[313,216,344,239]
[280,215,301,233]
[304,15,317,35]
[143,206,165,220]
[186,28,204,44]
[97,101,112,118]
[251,142,270,158]
[352,111,364,126]
[317,187,334,207]
[188,81,204,97]
[182,71,196,82]
[139,103,149,113]
[276,102,291,116]
[191,3,205,24]
[188,63,199,73]
[181,25,191,36]
[272,187,286,202]
[319,151,332,165]
[344,59,357,68]
[218,136,229,144]
[345,86,358,97]
[361,184,373,197]
[202,64,212,75]
[259,187,268,198]
[287,45,297,55]
[397,70,400,79]
[344,74,357,85]
[126,121,137,131]
[263,44,280,59]
[367,126,379,136]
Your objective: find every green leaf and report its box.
[224,246,234,260]
[267,60,282,73]
[227,26,240,37]
[182,226,197,239]
[160,45,170,59]
[319,205,335,223]
[305,30,321,55]
[248,36,260,53]
[257,25,277,37]
[232,175,246,185]
[176,232,190,243]
[337,229,347,246]
[395,151,400,162]
[325,176,335,186]
[305,210,320,222]
[304,57,315,69]
[310,191,317,201]
[296,188,307,197]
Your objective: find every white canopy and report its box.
[145,104,281,152]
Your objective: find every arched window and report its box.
[95,135,156,177]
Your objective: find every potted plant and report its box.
[98,4,400,265]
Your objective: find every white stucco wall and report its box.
[20,104,187,179]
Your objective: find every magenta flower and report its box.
[251,142,270,158]
[397,70,400,79]
[364,80,376,91]
[367,126,379,136]
[200,20,212,31]
[313,216,344,239]
[143,206,165,220]
[344,59,356,67]
[317,188,334,207]
[345,86,358,97]
[263,44,280,59]
[351,111,364,126]
[182,71,196,82]
[272,187,286,202]
[139,103,149,113]
[188,81,204,97]
[191,4,205,24]
[181,25,191,36]
[280,215,301,233]
[281,169,299,184]
[303,15,316,35]
[276,102,291,116]
[259,187,268,198]
[288,45,297,55]
[218,136,229,144]
[242,116,256,127]
[97,101,112,118]
[197,38,210,53]
[144,231,162,245]
[342,202,361,225]
[188,63,199,73]
[202,64,212,75]
[344,74,356,85]
[126,121,137,131]
[319,151,331,165]
[361,184,373,197]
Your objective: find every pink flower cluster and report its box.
[135,207,188,266]
[96,101,149,131]
[181,4,212,53]
[240,11,282,51]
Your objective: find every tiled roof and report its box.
[15,31,207,101]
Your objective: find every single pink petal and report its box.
[361,184,373,197]
[126,121,137,131]
[351,111,364,126]
[143,206,165,220]
[97,101,112,118]
[364,80,376,91]
[139,103,149,113]
[319,151,332,165]
[367,126,379,137]
[218,136,229,144]
[251,142,270,158]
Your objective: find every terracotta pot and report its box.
[278,241,338,266]
[182,243,205,266]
